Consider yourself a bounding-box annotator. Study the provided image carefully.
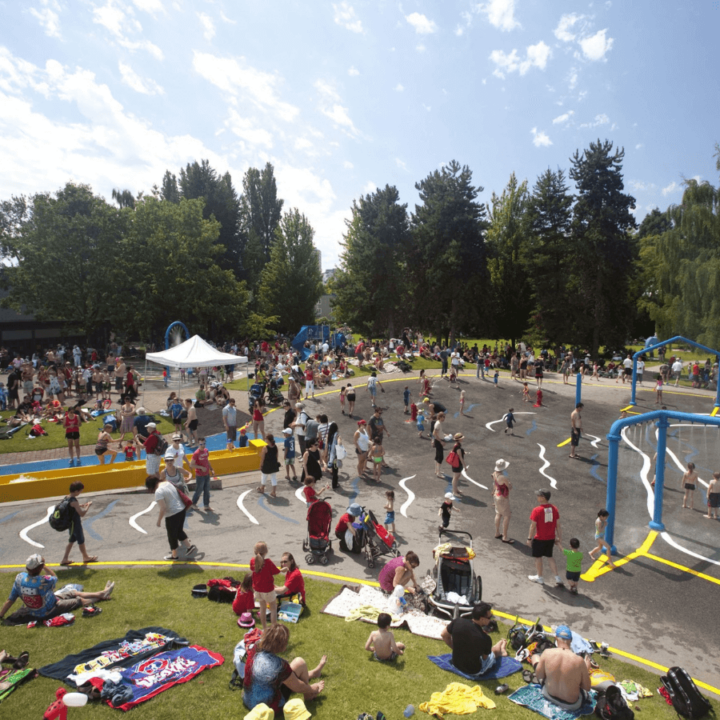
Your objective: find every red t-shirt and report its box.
[302,485,318,504]
[232,589,255,616]
[63,414,80,433]
[283,568,306,604]
[144,432,159,454]
[335,513,352,534]
[530,503,559,541]
[305,368,314,382]
[192,447,211,475]
[250,557,280,593]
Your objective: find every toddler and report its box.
[123,441,136,461]
[438,491,460,533]
[238,427,249,448]
[493,369,499,387]
[370,436,385,481]
[403,386,410,414]
[250,541,279,629]
[365,613,405,662]
[503,408,515,435]
[232,573,255,616]
[523,382,530,403]
[384,490,396,535]
[562,538,583,595]
[589,510,616,568]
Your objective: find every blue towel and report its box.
[427,654,522,680]
[509,684,596,719]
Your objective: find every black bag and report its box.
[154,437,169,456]
[595,685,634,719]
[49,496,73,532]
[661,666,711,719]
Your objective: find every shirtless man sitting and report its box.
[531,625,591,711]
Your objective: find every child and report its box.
[384,490,396,535]
[123,441,136,462]
[438,491,460,533]
[283,427,297,480]
[302,474,330,506]
[238,427,249,448]
[706,471,720,520]
[403,386,410,414]
[162,368,168,387]
[459,390,466,416]
[562,538,583,595]
[448,366,457,384]
[493,369,499,387]
[655,374,663,405]
[250,541,279,629]
[416,405,426,438]
[365,613,405,662]
[503,408,515,435]
[589,510,616,568]
[410,401,418,423]
[339,385,346,415]
[523,382,530,403]
[370,436,385,481]
[533,388,543,408]
[232,573,255,616]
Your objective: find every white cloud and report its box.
[416,44,426,52]
[455,26,464,36]
[395,83,404,92]
[579,29,614,61]
[321,104,360,137]
[348,66,360,76]
[635,143,643,150]
[422,103,431,112]
[118,38,163,60]
[552,110,574,124]
[192,52,299,122]
[579,113,610,128]
[132,0,164,15]
[629,180,656,192]
[395,157,407,170]
[315,79,340,101]
[363,181,377,194]
[662,182,678,196]
[197,12,215,41]
[489,40,551,78]
[343,161,353,169]
[554,13,582,42]
[92,0,164,59]
[405,12,437,34]
[219,11,236,25]
[294,137,313,152]
[531,127,552,147]
[30,0,62,39]
[568,69,578,90]
[333,2,363,33]
[119,61,164,95]
[226,109,273,149]
[93,1,126,36]
[477,0,520,32]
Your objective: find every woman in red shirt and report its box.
[252,399,266,441]
[275,552,306,605]
[63,406,82,467]
[250,541,280,629]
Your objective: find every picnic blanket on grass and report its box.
[428,653,522,681]
[322,584,448,639]
[508,684,597,720]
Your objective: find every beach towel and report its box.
[508,684,597,720]
[419,682,496,717]
[428,653,522,680]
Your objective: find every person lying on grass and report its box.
[365,612,405,662]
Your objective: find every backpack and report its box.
[661,667,711,719]
[49,496,74,532]
[154,436,169,456]
[594,685,634,719]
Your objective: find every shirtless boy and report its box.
[365,613,405,662]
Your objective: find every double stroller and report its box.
[303,500,333,565]
[353,507,399,569]
[428,529,482,619]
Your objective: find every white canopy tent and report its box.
[145,335,248,368]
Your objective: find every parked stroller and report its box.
[302,500,333,565]
[248,382,265,413]
[354,507,399,568]
[267,376,284,406]
[428,530,482,619]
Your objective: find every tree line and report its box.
[0,161,323,343]
[332,141,720,355]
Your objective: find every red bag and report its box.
[446,451,458,466]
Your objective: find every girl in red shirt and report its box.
[63,406,81,466]
[250,541,280,629]
[232,573,255,616]
[275,552,306,605]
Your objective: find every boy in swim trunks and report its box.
[365,613,405,662]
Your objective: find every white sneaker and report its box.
[528,575,544,584]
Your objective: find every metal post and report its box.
[650,416,668,531]
[630,357,638,406]
[605,430,621,555]
[575,372,582,406]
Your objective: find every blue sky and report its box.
[1,0,718,268]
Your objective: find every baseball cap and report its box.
[283,428,293,435]
[555,625,573,641]
[136,406,146,414]
[444,492,455,501]
[536,488,551,501]
[357,419,367,425]
[26,554,43,570]
[147,422,157,429]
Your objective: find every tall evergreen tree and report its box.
[410,160,488,344]
[485,173,532,346]
[569,140,637,355]
[257,209,322,332]
[161,171,180,203]
[178,160,242,274]
[525,168,574,346]
[332,185,410,336]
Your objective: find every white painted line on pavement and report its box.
[129,502,157,535]
[485,411,535,432]
[19,506,53,548]
[399,475,417,518]
[238,489,259,525]
[461,465,488,490]
[537,444,558,489]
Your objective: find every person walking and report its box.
[569,403,583,459]
[258,433,281,498]
[527,489,563,587]
[345,383,356,417]
[354,419,370,477]
[432,411,447,478]
[145,476,197,561]
[448,433,466,497]
[190,438,215,512]
[492,459,513,543]
[59,482,99,565]
[223,397,238,450]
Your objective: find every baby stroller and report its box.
[302,500,333,565]
[267,376,284,406]
[354,507,399,569]
[248,382,264,413]
[428,530,482,619]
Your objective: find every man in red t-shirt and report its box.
[527,489,563,587]
[142,423,162,479]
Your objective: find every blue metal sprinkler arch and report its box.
[604,409,720,554]
[629,335,720,408]
[163,321,190,377]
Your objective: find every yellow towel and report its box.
[419,682,496,717]
[344,605,399,624]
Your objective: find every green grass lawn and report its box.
[0,566,715,718]
[0,410,175,456]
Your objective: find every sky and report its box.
[1,0,718,269]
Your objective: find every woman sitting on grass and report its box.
[242,624,326,715]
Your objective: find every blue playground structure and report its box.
[604,409,720,553]
[291,326,347,361]
[629,335,720,408]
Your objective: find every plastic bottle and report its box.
[403,705,415,718]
